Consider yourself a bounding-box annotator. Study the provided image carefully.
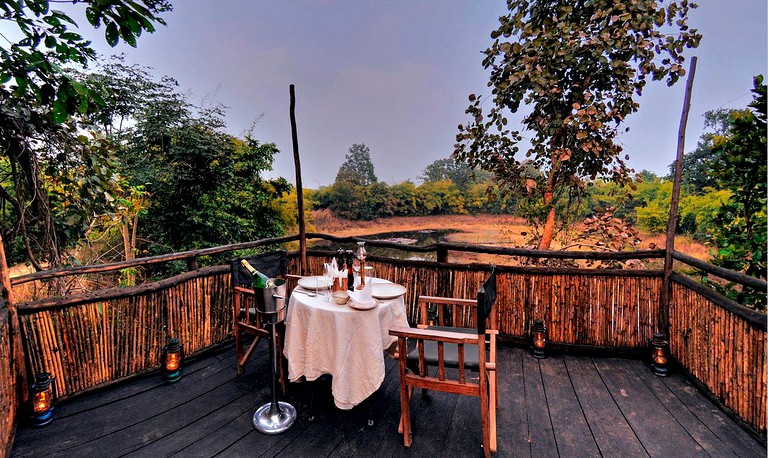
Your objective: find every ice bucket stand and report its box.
[252,279,296,434]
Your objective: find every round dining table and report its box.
[283,279,409,410]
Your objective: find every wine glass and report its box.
[364,265,374,283]
[352,258,361,288]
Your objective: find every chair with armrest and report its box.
[389,266,498,457]
[230,250,289,391]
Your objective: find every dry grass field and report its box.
[311,210,710,265]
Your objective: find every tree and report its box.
[707,76,766,310]
[420,157,492,191]
[114,82,289,255]
[667,109,731,193]
[455,0,700,250]
[0,1,171,268]
[335,143,377,186]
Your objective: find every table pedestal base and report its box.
[253,401,296,434]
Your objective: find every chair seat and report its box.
[405,326,480,371]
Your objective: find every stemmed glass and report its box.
[356,241,367,290]
[352,258,361,288]
[316,275,332,302]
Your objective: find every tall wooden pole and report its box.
[660,56,697,336]
[290,84,308,275]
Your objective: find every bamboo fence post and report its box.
[186,257,198,271]
[290,84,308,276]
[0,234,28,403]
[661,56,697,337]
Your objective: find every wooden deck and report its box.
[11,344,765,457]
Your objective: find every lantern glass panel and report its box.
[166,352,180,371]
[33,390,51,413]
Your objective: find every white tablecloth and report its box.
[283,282,409,409]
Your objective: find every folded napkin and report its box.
[348,280,374,306]
[324,258,339,278]
[324,259,348,287]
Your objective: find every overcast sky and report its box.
[76,0,766,187]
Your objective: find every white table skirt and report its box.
[283,284,409,409]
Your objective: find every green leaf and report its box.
[71,81,88,96]
[105,22,119,47]
[52,98,68,123]
[51,10,78,27]
[0,73,11,84]
[120,25,137,47]
[126,13,142,34]
[78,94,88,113]
[27,0,49,15]
[59,32,83,42]
[85,7,100,27]
[89,89,106,106]
[43,15,60,27]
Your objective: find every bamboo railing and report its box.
[0,308,18,457]
[295,253,661,349]
[18,266,232,397]
[7,234,766,438]
[668,252,767,436]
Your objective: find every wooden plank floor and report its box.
[12,345,765,457]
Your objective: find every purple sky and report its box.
[77,0,767,187]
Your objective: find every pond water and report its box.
[312,229,459,261]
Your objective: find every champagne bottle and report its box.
[240,259,276,289]
[345,250,355,291]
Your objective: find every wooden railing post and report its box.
[290,84,308,276]
[436,245,451,299]
[661,56,697,337]
[186,256,199,271]
[436,245,448,264]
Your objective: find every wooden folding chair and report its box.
[230,251,289,392]
[389,267,498,457]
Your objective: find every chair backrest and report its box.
[230,250,288,287]
[476,266,497,335]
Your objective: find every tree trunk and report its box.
[538,193,556,250]
[121,223,135,285]
[537,157,561,251]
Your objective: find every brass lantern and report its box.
[530,319,547,359]
[649,332,670,376]
[30,372,55,427]
[162,338,184,383]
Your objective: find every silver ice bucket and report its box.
[254,279,287,324]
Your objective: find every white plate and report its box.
[297,276,333,291]
[371,283,406,299]
[348,298,379,310]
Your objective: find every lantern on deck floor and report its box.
[530,319,548,359]
[162,338,184,383]
[649,332,670,376]
[30,372,55,427]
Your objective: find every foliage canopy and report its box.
[0,0,171,268]
[706,76,766,309]
[455,0,701,249]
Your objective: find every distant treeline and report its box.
[308,171,731,245]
